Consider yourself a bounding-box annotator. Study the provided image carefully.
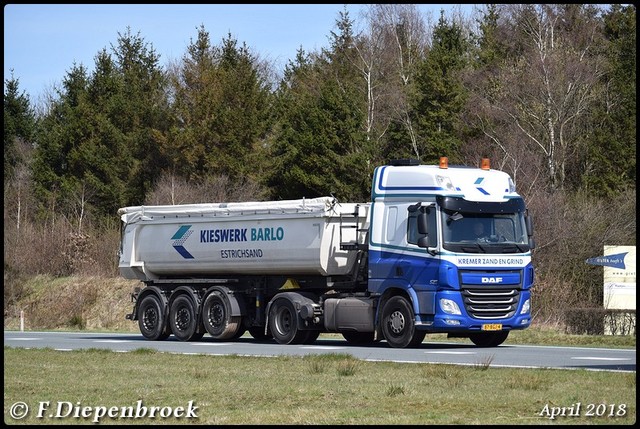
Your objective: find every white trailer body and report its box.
[119,197,369,280]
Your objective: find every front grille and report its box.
[462,288,520,319]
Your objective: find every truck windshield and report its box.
[440,209,531,254]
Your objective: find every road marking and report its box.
[571,357,631,361]
[5,338,41,341]
[94,340,131,343]
[303,346,347,350]
[425,351,477,355]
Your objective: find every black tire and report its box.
[301,330,320,345]
[469,331,509,347]
[202,291,242,340]
[268,298,308,345]
[169,295,198,341]
[138,295,170,341]
[380,296,426,348]
[342,331,375,344]
[248,326,273,341]
[138,294,169,341]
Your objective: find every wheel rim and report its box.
[175,306,191,332]
[274,306,293,336]
[388,309,405,335]
[207,300,225,331]
[142,306,158,332]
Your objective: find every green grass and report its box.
[3,347,636,425]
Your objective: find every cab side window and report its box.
[407,213,420,245]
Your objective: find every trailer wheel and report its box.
[469,331,509,347]
[268,298,308,345]
[342,331,375,344]
[169,295,198,341]
[380,296,426,348]
[202,291,242,340]
[138,294,169,341]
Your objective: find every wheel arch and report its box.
[203,285,246,317]
[375,285,415,327]
[134,285,168,322]
[168,286,203,321]
[265,291,319,330]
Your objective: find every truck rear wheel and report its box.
[381,296,426,348]
[202,291,242,340]
[169,295,198,341]
[138,294,169,341]
[268,298,308,345]
[469,331,509,347]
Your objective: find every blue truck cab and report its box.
[368,158,534,347]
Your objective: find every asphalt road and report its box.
[4,330,635,373]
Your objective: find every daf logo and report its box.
[482,277,503,283]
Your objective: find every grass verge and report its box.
[3,347,636,425]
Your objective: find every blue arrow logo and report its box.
[474,177,490,195]
[172,225,194,259]
[585,252,627,269]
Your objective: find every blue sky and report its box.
[4,4,475,105]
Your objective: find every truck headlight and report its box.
[520,298,530,314]
[440,298,461,315]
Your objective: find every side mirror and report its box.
[525,212,535,249]
[525,213,534,236]
[418,212,428,235]
[417,236,430,248]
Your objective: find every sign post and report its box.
[586,246,636,335]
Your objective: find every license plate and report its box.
[481,324,502,331]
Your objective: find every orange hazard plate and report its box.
[481,324,502,331]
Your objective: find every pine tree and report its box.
[268,9,370,201]
[32,28,171,222]
[4,73,36,184]
[582,4,636,196]
[412,11,469,163]
[167,27,272,189]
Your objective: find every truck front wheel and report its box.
[138,294,169,341]
[202,291,242,340]
[380,296,426,348]
[268,298,308,345]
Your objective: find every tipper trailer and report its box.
[118,158,535,348]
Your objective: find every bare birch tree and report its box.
[466,4,605,192]
[354,4,430,158]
